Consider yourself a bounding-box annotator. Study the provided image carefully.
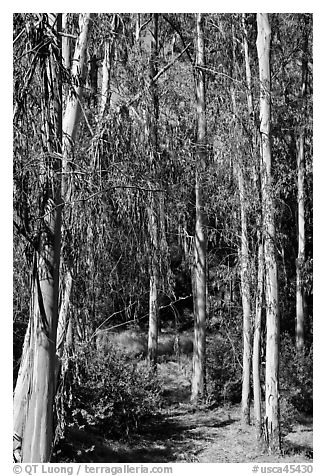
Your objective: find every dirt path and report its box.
[56,361,312,463]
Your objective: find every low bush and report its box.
[279,334,313,427]
[206,332,242,405]
[61,343,162,439]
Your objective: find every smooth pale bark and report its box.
[13,320,31,462]
[98,15,117,120]
[62,14,71,70]
[99,41,111,119]
[63,13,93,198]
[242,13,263,437]
[238,165,252,425]
[230,20,252,425]
[257,13,281,453]
[296,132,305,352]
[135,14,141,42]
[19,14,62,462]
[147,14,160,370]
[14,15,92,462]
[253,238,264,439]
[56,268,73,357]
[296,25,308,353]
[242,14,254,117]
[59,13,93,338]
[191,13,207,402]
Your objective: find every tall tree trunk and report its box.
[147,14,160,370]
[296,20,308,353]
[19,14,63,462]
[191,13,207,402]
[230,18,252,425]
[13,14,92,462]
[256,13,281,453]
[242,13,263,438]
[59,12,93,339]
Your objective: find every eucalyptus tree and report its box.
[257,13,281,453]
[295,15,310,353]
[13,13,93,462]
[13,13,63,462]
[191,12,207,402]
[241,12,264,436]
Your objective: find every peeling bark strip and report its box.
[191,13,207,402]
[256,13,281,453]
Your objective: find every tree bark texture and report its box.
[99,15,117,120]
[62,13,93,200]
[230,19,252,426]
[20,13,63,462]
[14,14,93,462]
[296,21,308,353]
[242,13,264,438]
[238,164,252,426]
[191,13,207,402]
[257,13,281,453]
[253,238,264,440]
[147,14,160,371]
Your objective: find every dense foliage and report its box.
[13,13,312,457]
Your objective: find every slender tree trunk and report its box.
[56,268,73,358]
[59,12,93,338]
[296,23,308,353]
[296,131,305,352]
[99,15,117,120]
[242,13,263,438]
[239,166,252,425]
[147,195,159,369]
[253,237,264,440]
[230,19,252,425]
[62,14,71,70]
[257,13,281,453]
[18,14,63,462]
[63,13,93,198]
[191,13,207,402]
[135,14,141,42]
[147,14,160,371]
[242,14,254,118]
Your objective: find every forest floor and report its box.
[58,360,313,464]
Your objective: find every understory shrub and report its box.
[206,332,242,405]
[62,343,162,438]
[279,334,313,429]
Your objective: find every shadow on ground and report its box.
[55,405,236,463]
